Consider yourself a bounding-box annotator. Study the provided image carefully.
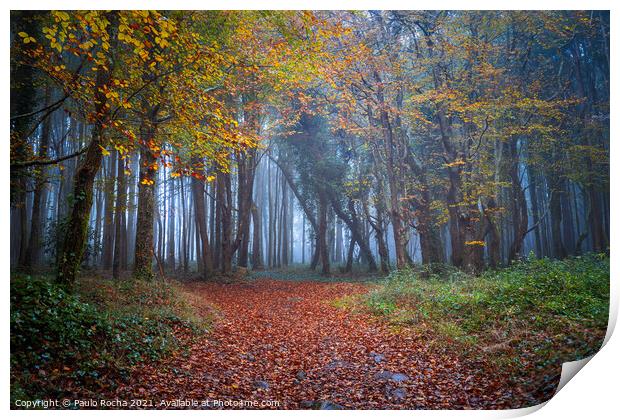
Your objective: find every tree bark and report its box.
[24,86,52,268]
[218,171,233,274]
[11,11,39,269]
[102,152,116,270]
[112,150,127,279]
[191,172,213,278]
[56,12,118,286]
[327,194,377,272]
[507,139,528,262]
[549,186,567,259]
[251,203,263,269]
[527,164,543,257]
[281,177,289,267]
[167,177,176,271]
[318,190,330,275]
[133,107,159,281]
[233,149,256,267]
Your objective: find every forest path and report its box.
[116,278,510,409]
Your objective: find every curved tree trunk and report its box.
[56,12,118,286]
[327,193,377,272]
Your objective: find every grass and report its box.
[10,273,211,406]
[335,253,609,403]
[249,263,384,282]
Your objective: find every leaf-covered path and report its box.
[116,279,516,409]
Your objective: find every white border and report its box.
[3,1,617,419]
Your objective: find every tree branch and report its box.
[11,147,87,169]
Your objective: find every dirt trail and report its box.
[116,279,515,409]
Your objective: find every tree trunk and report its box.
[376,85,409,269]
[218,171,233,274]
[133,109,159,281]
[191,172,213,278]
[549,186,567,259]
[180,176,189,273]
[484,198,501,268]
[112,151,126,279]
[233,149,256,267]
[102,152,116,270]
[11,11,39,269]
[507,140,528,262]
[167,178,176,271]
[24,86,52,269]
[588,188,607,252]
[327,194,377,272]
[251,203,263,269]
[281,178,289,267]
[56,13,117,286]
[560,179,575,254]
[318,190,330,275]
[527,164,543,258]
[345,234,355,273]
[446,167,465,268]
[301,214,306,264]
[414,186,444,265]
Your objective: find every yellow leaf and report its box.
[98,145,110,156]
[55,11,70,21]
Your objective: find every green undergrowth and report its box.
[10,274,211,406]
[335,253,609,401]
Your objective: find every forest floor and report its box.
[112,277,529,409]
[12,256,606,409]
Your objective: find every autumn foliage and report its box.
[10,10,609,410]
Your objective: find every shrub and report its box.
[11,276,108,370]
[10,274,209,403]
[361,253,609,368]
